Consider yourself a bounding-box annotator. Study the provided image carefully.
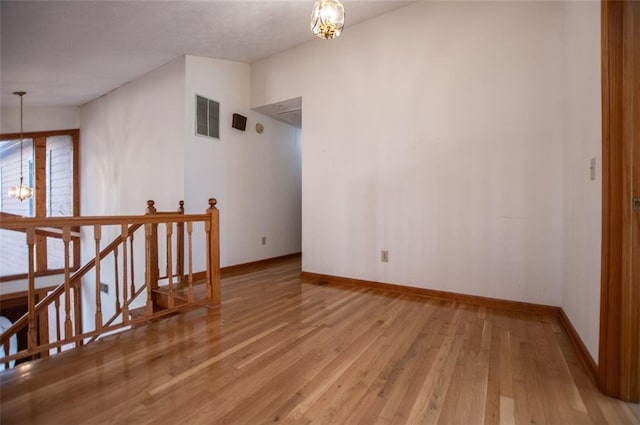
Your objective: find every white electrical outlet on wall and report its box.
[381,250,389,262]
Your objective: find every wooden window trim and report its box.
[0,129,80,281]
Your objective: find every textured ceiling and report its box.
[1,0,412,108]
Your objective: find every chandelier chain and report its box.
[19,92,24,180]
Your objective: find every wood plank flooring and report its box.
[1,256,638,424]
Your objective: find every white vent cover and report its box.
[195,95,219,139]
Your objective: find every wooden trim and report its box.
[1,129,82,278]
[559,308,599,383]
[301,271,560,317]
[301,271,604,385]
[171,253,303,285]
[72,130,81,269]
[33,136,47,221]
[599,0,619,397]
[220,253,302,277]
[599,0,640,402]
[0,129,80,141]
[34,136,47,272]
[72,130,80,217]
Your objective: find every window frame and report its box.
[0,129,80,282]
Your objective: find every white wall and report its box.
[79,56,186,327]
[561,1,601,362]
[0,106,80,133]
[184,55,301,268]
[80,56,186,216]
[251,1,565,306]
[73,53,301,331]
[31,53,301,334]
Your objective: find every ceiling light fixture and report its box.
[310,0,345,40]
[8,91,34,202]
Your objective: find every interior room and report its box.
[0,1,638,423]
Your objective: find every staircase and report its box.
[129,279,208,323]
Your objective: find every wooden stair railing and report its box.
[145,199,185,309]
[0,211,82,283]
[0,222,142,358]
[0,198,220,365]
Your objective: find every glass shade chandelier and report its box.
[310,0,345,40]
[8,91,34,202]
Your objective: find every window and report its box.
[0,129,80,280]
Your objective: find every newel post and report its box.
[206,198,221,304]
[145,200,159,290]
[176,200,185,283]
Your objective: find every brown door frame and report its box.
[599,0,639,403]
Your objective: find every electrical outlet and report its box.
[381,250,389,262]
[262,236,266,245]
[100,282,109,294]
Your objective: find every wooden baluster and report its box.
[3,340,10,369]
[74,291,83,347]
[73,241,83,347]
[62,227,72,342]
[114,245,121,313]
[26,228,37,352]
[145,223,154,316]
[55,297,61,353]
[129,232,135,296]
[37,292,49,357]
[206,198,220,304]
[94,225,103,331]
[121,225,129,323]
[187,221,194,302]
[176,200,185,284]
[166,222,175,309]
[146,200,159,290]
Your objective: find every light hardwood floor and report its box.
[1,256,638,424]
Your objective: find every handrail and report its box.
[0,213,208,229]
[0,211,81,239]
[1,212,81,284]
[0,198,220,365]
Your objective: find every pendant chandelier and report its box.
[8,91,34,202]
[310,0,345,40]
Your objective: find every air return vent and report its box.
[195,94,219,139]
